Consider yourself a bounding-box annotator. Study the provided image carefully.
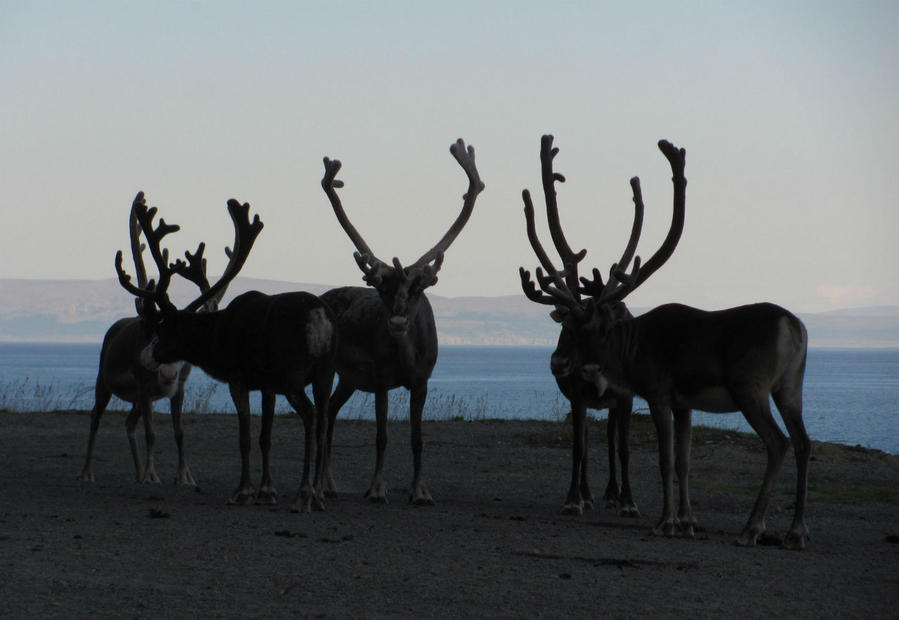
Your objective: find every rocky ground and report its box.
[1,410,897,618]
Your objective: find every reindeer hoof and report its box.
[291,496,312,513]
[782,525,808,551]
[228,487,256,506]
[365,482,389,503]
[175,468,198,487]
[602,489,618,509]
[562,503,584,516]
[410,483,434,506]
[254,490,278,506]
[782,533,807,551]
[324,474,338,499]
[411,494,435,507]
[618,504,640,518]
[652,521,678,537]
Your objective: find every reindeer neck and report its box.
[597,317,642,393]
[168,311,223,372]
[391,329,420,375]
[389,296,437,381]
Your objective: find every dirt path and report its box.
[1,411,897,618]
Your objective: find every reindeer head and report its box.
[322,139,485,336]
[519,135,687,392]
[550,300,631,380]
[115,191,263,365]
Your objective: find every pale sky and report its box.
[2,1,897,313]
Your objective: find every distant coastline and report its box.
[1,277,897,347]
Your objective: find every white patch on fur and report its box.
[306,308,334,358]
[157,361,186,397]
[140,343,160,371]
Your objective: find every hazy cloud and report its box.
[816,284,876,307]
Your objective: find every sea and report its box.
[0,343,896,454]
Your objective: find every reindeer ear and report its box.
[418,272,439,288]
[550,307,568,323]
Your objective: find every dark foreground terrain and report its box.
[1,410,897,618]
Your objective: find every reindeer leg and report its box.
[616,397,639,517]
[734,392,789,547]
[365,389,390,503]
[255,391,278,505]
[409,382,434,506]
[579,414,593,510]
[602,405,620,509]
[673,408,695,536]
[287,392,315,513]
[650,402,678,537]
[79,378,111,482]
[228,383,255,505]
[169,388,196,486]
[125,404,143,482]
[324,379,356,498]
[564,400,588,515]
[773,384,810,550]
[139,396,160,484]
[311,368,333,511]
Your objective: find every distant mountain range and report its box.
[1,278,897,347]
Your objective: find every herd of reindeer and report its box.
[76,136,811,551]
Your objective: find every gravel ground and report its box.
[1,410,897,618]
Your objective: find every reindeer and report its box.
[520,136,810,549]
[115,193,338,512]
[520,137,644,517]
[79,195,219,486]
[318,138,484,505]
[548,309,639,517]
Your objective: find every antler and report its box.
[322,139,484,289]
[594,139,686,305]
[321,157,381,261]
[409,138,485,270]
[518,136,587,317]
[519,136,687,313]
[115,192,181,313]
[538,135,587,296]
[519,191,564,306]
[172,242,209,292]
[171,242,232,313]
[578,176,644,299]
[321,156,390,287]
[183,199,264,313]
[115,194,263,316]
[128,193,150,315]
[519,268,554,305]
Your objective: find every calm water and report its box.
[0,343,896,454]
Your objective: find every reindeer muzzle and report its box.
[550,354,572,378]
[159,363,180,385]
[581,363,609,397]
[388,315,409,335]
